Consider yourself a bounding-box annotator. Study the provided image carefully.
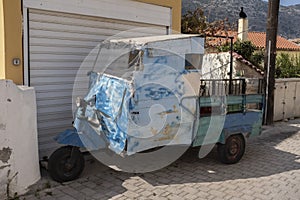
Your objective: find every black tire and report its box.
[48,146,85,182]
[217,134,245,164]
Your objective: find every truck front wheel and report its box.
[217,134,245,164]
[48,146,85,182]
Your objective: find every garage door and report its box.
[23,1,171,158]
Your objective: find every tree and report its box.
[251,50,265,67]
[217,39,265,69]
[233,40,255,60]
[181,8,207,34]
[181,8,234,36]
[275,53,300,78]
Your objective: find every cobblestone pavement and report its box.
[22,119,300,200]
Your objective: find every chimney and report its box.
[238,7,248,41]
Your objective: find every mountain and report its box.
[182,0,300,39]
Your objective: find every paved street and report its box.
[22,119,300,200]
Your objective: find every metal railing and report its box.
[199,79,264,96]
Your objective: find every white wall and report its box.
[202,52,232,79]
[274,78,300,121]
[0,80,40,198]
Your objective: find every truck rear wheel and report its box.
[48,146,85,182]
[217,134,245,164]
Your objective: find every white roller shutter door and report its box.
[24,1,171,158]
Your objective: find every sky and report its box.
[263,0,300,6]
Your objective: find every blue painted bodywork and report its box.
[192,111,263,146]
[192,94,264,147]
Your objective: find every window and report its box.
[185,54,203,70]
[128,50,141,68]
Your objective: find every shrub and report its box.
[276,53,300,78]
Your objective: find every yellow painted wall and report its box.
[0,1,5,79]
[136,0,182,33]
[0,0,23,84]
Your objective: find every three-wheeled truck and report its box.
[47,35,264,182]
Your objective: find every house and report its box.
[203,8,300,81]
[233,52,264,78]
[202,13,267,80]
[201,52,263,80]
[237,10,300,54]
[247,32,300,55]
[0,0,182,158]
[207,10,300,55]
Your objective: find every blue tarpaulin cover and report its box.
[56,72,132,154]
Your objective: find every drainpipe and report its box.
[229,37,234,94]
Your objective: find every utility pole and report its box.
[264,0,280,125]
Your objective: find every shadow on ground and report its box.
[141,123,300,185]
[25,121,300,199]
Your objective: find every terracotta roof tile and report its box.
[248,32,300,51]
[232,52,264,75]
[205,31,237,46]
[206,31,300,51]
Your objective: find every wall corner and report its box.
[2,0,23,85]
